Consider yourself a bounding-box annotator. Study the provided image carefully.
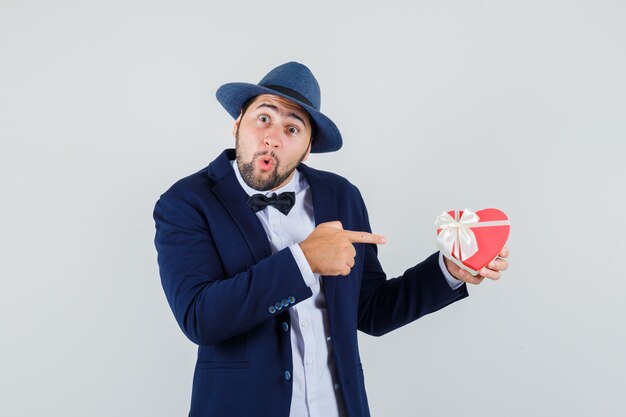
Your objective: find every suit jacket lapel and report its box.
[299,164,338,312]
[208,150,271,263]
[299,164,338,226]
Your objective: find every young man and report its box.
[153,61,509,417]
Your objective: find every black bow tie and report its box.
[247,192,296,215]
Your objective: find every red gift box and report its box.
[435,208,510,276]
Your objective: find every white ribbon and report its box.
[434,209,510,261]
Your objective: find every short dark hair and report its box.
[240,96,316,146]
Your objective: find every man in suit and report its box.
[153,61,509,417]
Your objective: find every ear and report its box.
[232,111,243,139]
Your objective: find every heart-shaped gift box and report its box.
[435,208,510,276]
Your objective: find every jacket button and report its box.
[281,298,289,307]
[275,302,283,310]
[288,296,296,304]
[268,306,276,314]
[282,322,289,332]
[284,371,291,381]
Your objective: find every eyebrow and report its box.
[254,103,307,127]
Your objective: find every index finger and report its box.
[344,230,387,245]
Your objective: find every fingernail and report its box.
[481,268,488,276]
[488,262,495,268]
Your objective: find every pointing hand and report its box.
[299,221,386,276]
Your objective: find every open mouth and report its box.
[258,155,275,171]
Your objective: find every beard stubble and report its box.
[235,129,308,191]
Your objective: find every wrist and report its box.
[298,242,316,273]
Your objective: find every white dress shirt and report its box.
[232,161,462,417]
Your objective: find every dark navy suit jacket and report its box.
[153,149,468,417]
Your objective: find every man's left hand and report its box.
[443,246,510,285]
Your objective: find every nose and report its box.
[263,126,281,149]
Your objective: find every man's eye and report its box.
[259,115,270,123]
[288,126,299,134]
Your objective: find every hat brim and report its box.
[216,82,342,153]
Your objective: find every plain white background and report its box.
[1,1,624,416]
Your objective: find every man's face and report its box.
[233,94,313,191]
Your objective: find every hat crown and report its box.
[258,62,321,110]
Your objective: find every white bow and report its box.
[435,209,480,261]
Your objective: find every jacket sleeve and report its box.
[355,193,469,337]
[153,191,313,346]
